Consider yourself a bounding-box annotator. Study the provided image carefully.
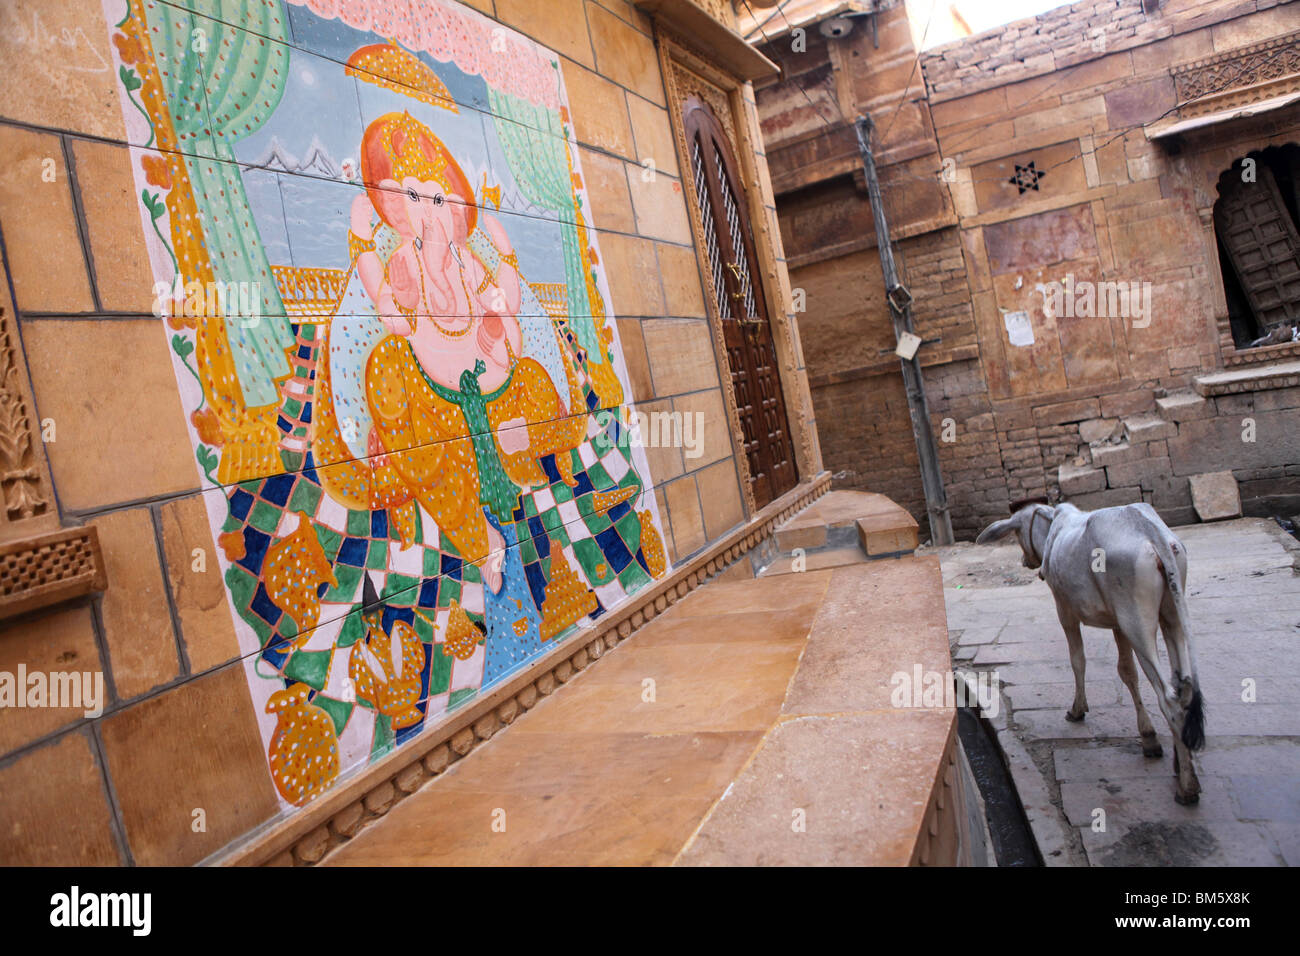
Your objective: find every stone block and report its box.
[1189,471,1241,521]
[1155,390,1213,422]
[1100,388,1154,418]
[1032,397,1100,426]
[1169,410,1300,477]
[94,507,180,700]
[586,2,665,105]
[1105,456,1172,491]
[697,459,745,541]
[626,94,679,178]
[99,664,279,865]
[496,0,593,67]
[1090,441,1148,467]
[1078,417,1121,443]
[160,493,241,673]
[1148,474,1191,510]
[21,319,196,511]
[0,606,101,754]
[1123,413,1177,444]
[775,523,827,552]
[560,59,633,156]
[0,731,121,865]
[1066,486,1142,511]
[0,126,94,312]
[855,511,919,556]
[71,139,156,312]
[1058,462,1105,495]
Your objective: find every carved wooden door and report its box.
[1215,165,1300,334]
[683,97,797,508]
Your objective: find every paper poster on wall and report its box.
[1002,309,1035,348]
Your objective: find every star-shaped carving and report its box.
[1009,161,1046,194]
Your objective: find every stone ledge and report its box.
[315,553,965,866]
[208,472,832,867]
[1194,360,1300,396]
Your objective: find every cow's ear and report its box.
[976,517,1018,545]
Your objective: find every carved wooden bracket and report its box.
[0,300,107,620]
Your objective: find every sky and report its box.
[905,0,1081,50]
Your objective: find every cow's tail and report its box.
[1138,513,1206,752]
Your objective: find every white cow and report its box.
[976,502,1206,803]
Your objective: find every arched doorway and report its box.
[682,96,798,508]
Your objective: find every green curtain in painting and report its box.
[488,87,600,360]
[144,0,294,409]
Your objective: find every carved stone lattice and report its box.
[0,526,107,620]
[0,307,50,526]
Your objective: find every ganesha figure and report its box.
[312,110,601,685]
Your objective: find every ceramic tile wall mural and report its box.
[103,0,669,808]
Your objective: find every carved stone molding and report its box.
[0,298,106,620]
[0,305,54,539]
[1173,30,1300,116]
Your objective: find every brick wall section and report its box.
[1062,384,1300,521]
[898,229,981,364]
[920,0,1288,102]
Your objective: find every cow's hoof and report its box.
[1142,738,1163,758]
[1065,709,1086,722]
[1174,790,1200,806]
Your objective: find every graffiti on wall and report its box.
[105,0,668,807]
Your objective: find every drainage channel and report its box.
[956,706,1040,867]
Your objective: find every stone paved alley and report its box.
[931,518,1300,866]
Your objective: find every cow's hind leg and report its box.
[1159,602,1203,804]
[1061,615,1088,722]
[1114,631,1161,757]
[1120,608,1201,804]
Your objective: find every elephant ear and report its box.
[976,516,1019,545]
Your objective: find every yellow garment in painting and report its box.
[364,335,586,564]
[264,511,339,648]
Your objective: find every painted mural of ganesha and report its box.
[107,0,669,808]
[315,106,617,685]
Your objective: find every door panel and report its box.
[1215,165,1300,334]
[683,97,797,508]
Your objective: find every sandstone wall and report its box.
[0,0,814,865]
[771,0,1300,540]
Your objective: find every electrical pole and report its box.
[854,114,954,545]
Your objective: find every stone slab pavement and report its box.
[924,517,1300,867]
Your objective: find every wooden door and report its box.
[1215,165,1300,335]
[683,97,797,507]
